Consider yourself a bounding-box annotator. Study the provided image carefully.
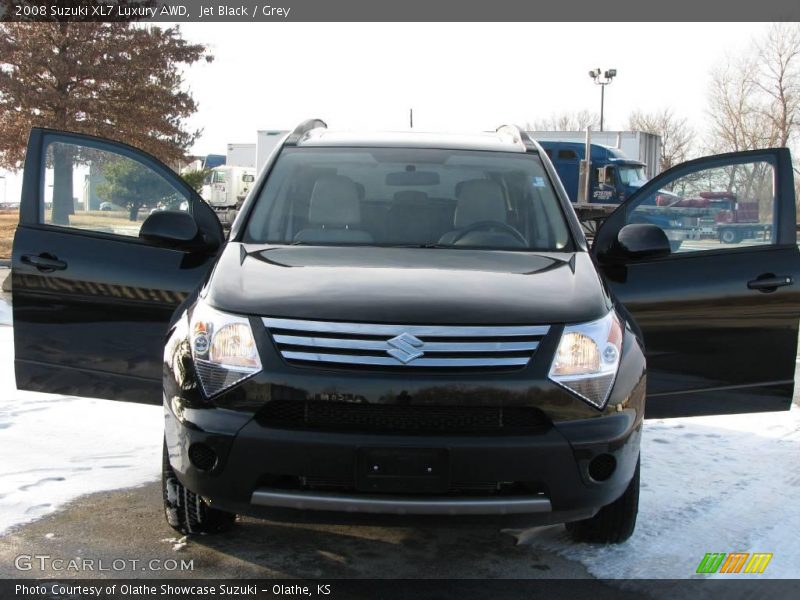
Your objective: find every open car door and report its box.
[593,148,800,418]
[12,129,224,404]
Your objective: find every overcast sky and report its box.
[180,22,769,154]
[0,22,772,203]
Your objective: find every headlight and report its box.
[549,311,622,409]
[189,299,262,397]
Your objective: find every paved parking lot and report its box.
[0,482,603,581]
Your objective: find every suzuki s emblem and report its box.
[386,333,425,364]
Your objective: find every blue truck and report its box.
[536,140,671,241]
[538,140,770,250]
[537,140,649,205]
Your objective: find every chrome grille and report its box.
[263,318,549,371]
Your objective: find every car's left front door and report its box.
[12,129,224,404]
[592,148,800,418]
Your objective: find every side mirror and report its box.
[609,224,672,261]
[597,166,608,184]
[140,210,207,250]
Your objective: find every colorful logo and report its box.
[696,552,773,574]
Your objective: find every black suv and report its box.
[11,121,800,543]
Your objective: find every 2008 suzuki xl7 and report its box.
[12,121,800,543]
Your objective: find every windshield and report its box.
[617,165,647,187]
[244,148,572,251]
[204,170,227,185]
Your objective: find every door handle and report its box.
[747,275,793,292]
[21,253,67,272]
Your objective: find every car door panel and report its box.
[12,128,221,404]
[593,148,800,418]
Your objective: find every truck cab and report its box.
[538,140,647,205]
[201,165,257,226]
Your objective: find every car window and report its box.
[244,147,572,251]
[42,141,190,237]
[618,165,647,186]
[627,159,775,253]
[557,149,578,160]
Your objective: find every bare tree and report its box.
[707,23,800,153]
[755,23,800,148]
[626,108,694,171]
[527,110,600,131]
[707,23,800,213]
[706,54,768,153]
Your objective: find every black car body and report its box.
[11,122,800,542]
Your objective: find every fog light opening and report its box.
[188,443,218,471]
[588,453,616,482]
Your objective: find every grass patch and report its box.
[0,211,19,260]
[0,209,148,259]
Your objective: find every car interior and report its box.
[247,163,570,250]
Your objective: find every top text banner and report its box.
[2,0,800,22]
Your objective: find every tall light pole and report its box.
[588,68,617,132]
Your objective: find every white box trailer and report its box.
[527,130,662,179]
[256,130,289,173]
[226,143,256,169]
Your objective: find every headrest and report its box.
[309,175,361,228]
[454,179,507,228]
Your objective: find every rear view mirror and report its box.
[612,224,672,261]
[386,170,440,186]
[140,210,205,250]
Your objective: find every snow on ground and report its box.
[0,294,10,327]
[0,298,162,535]
[0,293,799,580]
[507,404,800,580]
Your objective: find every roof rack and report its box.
[285,118,327,146]
[495,124,538,152]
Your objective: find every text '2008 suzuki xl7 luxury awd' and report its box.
[12,120,800,543]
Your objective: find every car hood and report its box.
[203,244,612,325]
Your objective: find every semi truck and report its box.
[256,130,290,173]
[635,191,770,247]
[200,165,256,227]
[531,138,652,239]
[226,143,256,169]
[529,130,661,178]
[537,140,649,205]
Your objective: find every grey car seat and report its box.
[293,175,373,243]
[438,179,516,246]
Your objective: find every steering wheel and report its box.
[450,220,527,246]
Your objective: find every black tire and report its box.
[565,457,640,544]
[162,443,237,535]
[719,228,741,244]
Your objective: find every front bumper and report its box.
[163,312,646,522]
[164,406,642,523]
